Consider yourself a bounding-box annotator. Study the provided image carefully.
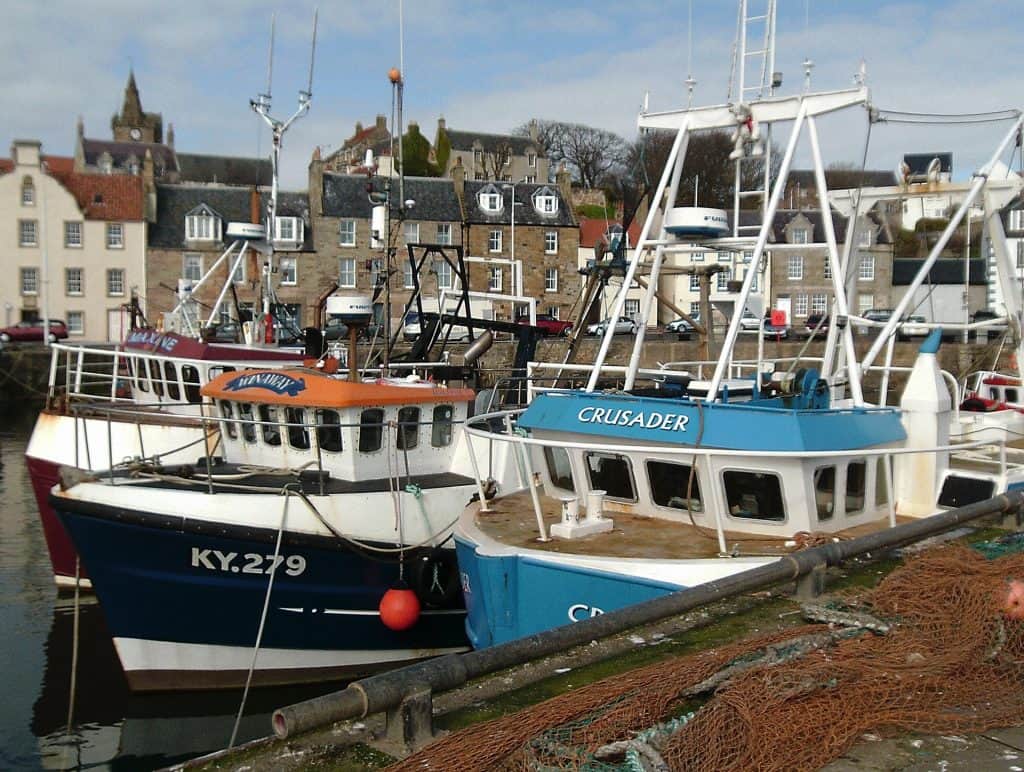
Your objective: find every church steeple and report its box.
[111,69,163,144]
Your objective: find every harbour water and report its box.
[0,419,339,771]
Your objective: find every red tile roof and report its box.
[0,158,12,174]
[0,155,73,175]
[578,216,641,250]
[51,171,144,221]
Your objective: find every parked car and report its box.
[897,315,930,341]
[804,313,842,336]
[970,309,1008,341]
[586,316,638,336]
[857,308,894,335]
[665,317,696,333]
[516,313,573,337]
[738,310,762,332]
[762,316,791,339]
[0,319,69,343]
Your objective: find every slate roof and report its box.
[904,153,953,175]
[892,258,987,285]
[322,173,462,222]
[82,138,177,175]
[149,184,253,248]
[463,181,575,227]
[729,208,889,245]
[444,129,543,157]
[177,152,272,186]
[52,171,144,221]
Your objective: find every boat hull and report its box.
[54,497,469,691]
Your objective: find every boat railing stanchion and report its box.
[1001,440,1007,477]
[505,413,526,490]
[202,412,214,495]
[463,426,492,513]
[313,414,325,496]
[884,452,896,527]
[519,432,549,542]
[107,407,114,484]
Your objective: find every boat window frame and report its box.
[147,358,164,398]
[845,459,868,516]
[583,450,638,503]
[237,402,257,444]
[359,408,386,453]
[131,356,148,393]
[316,408,344,454]
[218,399,237,439]
[163,360,181,401]
[721,467,788,523]
[813,464,836,521]
[396,406,421,451]
[543,446,574,494]
[646,458,704,513]
[431,404,455,448]
[285,406,310,450]
[258,404,282,447]
[181,364,201,404]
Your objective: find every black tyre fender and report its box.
[408,548,461,609]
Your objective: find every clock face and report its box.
[130,128,142,140]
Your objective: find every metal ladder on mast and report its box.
[728,0,776,239]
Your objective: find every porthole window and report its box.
[219,400,236,439]
[359,408,385,452]
[286,407,309,450]
[317,409,343,453]
[259,405,281,446]
[431,405,454,447]
[397,406,420,450]
[647,460,702,512]
[723,470,785,522]
[584,452,636,502]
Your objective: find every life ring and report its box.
[408,549,461,609]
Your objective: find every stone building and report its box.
[322,115,392,175]
[435,119,548,184]
[0,140,146,340]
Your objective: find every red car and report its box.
[517,314,573,337]
[0,319,69,343]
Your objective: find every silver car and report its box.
[587,316,638,335]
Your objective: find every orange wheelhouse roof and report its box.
[201,369,475,408]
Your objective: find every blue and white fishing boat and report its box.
[51,366,515,689]
[453,2,1024,648]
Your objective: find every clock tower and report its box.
[111,70,163,144]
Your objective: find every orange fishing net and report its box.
[389,543,1024,771]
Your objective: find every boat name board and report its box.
[224,372,307,397]
[125,329,180,352]
[577,406,690,432]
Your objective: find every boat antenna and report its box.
[685,0,696,107]
[802,0,814,91]
[250,8,318,333]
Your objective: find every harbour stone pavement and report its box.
[824,726,1024,771]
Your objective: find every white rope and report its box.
[229,488,291,749]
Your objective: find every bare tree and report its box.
[514,120,631,188]
[478,139,514,181]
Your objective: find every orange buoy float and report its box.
[379,583,421,631]
[1002,579,1024,621]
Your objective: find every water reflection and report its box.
[1,425,343,771]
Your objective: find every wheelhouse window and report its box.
[163,361,181,401]
[846,461,867,514]
[814,465,835,521]
[431,405,454,447]
[286,407,310,450]
[182,365,201,404]
[146,359,163,397]
[647,460,702,512]
[359,408,385,452]
[584,452,636,502]
[317,409,343,453]
[238,403,257,443]
[219,400,236,439]
[544,446,573,492]
[259,405,281,446]
[724,469,785,521]
[397,406,420,450]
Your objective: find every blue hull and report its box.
[55,499,468,689]
[455,536,681,648]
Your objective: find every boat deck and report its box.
[475,490,908,560]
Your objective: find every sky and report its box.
[2,1,1022,190]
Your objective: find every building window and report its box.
[858,293,874,314]
[107,222,124,249]
[1010,210,1024,231]
[787,255,803,280]
[20,267,38,295]
[718,251,732,263]
[692,250,705,262]
[811,293,828,315]
[19,219,37,246]
[547,306,560,319]
[404,221,419,244]
[339,257,356,288]
[625,299,640,318]
[436,223,452,245]
[716,269,732,291]
[183,253,203,282]
[1017,241,1024,270]
[107,268,125,296]
[525,175,537,183]
[64,221,82,248]
[231,258,246,284]
[690,301,701,316]
[794,293,809,317]
[689,274,700,291]
[479,192,501,212]
[791,227,808,244]
[65,267,83,295]
[488,229,502,252]
[544,231,558,254]
[435,261,453,289]
[858,255,875,280]
[474,172,484,181]
[823,259,832,280]
[186,214,220,241]
[275,217,302,243]
[339,219,356,246]
[858,227,872,247]
[501,174,512,182]
[545,268,558,292]
[743,250,753,263]
[473,149,483,166]
[67,311,84,335]
[403,261,415,289]
[21,177,34,206]
[533,193,558,214]
[747,269,758,292]
[527,152,536,167]
[280,256,297,286]
[488,266,502,291]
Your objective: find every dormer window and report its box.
[532,186,559,215]
[185,204,222,242]
[21,176,34,206]
[98,152,113,174]
[791,226,808,244]
[126,155,140,175]
[478,184,503,212]
[527,152,536,168]
[858,227,872,248]
[274,216,303,246]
